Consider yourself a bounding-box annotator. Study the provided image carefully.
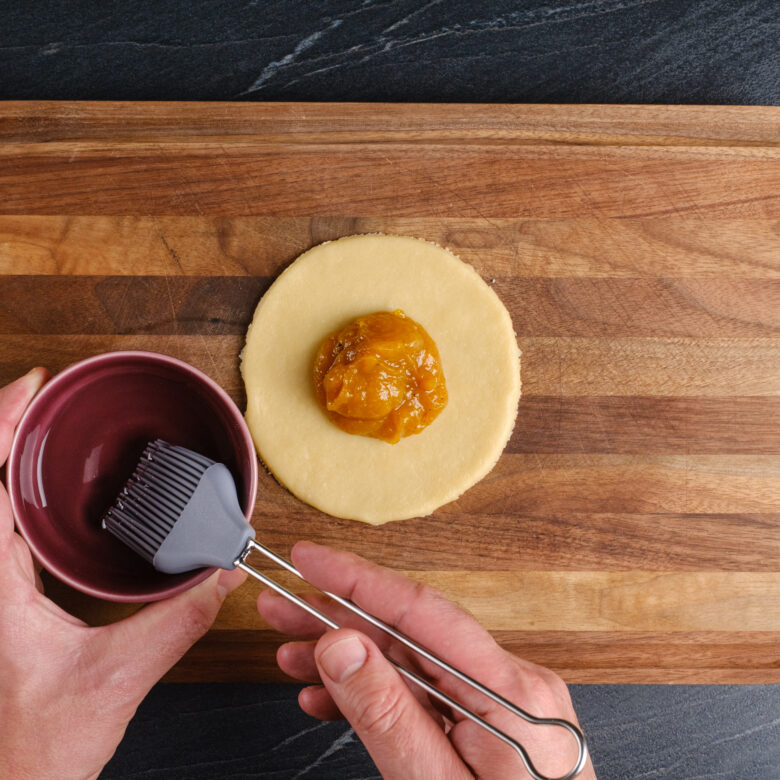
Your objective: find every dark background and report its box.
[1,0,778,104]
[2,1,779,778]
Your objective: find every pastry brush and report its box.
[102,439,588,780]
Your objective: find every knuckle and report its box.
[527,670,553,699]
[180,597,217,639]
[103,663,142,705]
[524,668,570,715]
[545,669,568,696]
[420,581,464,615]
[352,683,407,737]
[408,579,438,608]
[533,664,569,697]
[398,580,467,630]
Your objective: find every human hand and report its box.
[0,369,247,780]
[257,541,596,780]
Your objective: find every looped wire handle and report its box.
[237,539,588,780]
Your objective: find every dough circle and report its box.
[241,234,521,524]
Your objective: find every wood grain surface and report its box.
[2,102,779,683]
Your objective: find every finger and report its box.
[258,589,393,651]
[298,680,445,730]
[0,369,48,543]
[10,532,40,586]
[0,367,49,464]
[448,667,589,780]
[0,484,87,623]
[98,567,246,695]
[0,484,15,547]
[277,640,321,682]
[314,629,471,780]
[450,716,592,780]
[298,685,343,721]
[275,628,450,726]
[0,487,47,597]
[258,589,333,639]
[291,542,526,695]
[450,720,530,778]
[0,520,44,593]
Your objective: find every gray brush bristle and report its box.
[102,439,216,562]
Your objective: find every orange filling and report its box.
[313,310,447,444]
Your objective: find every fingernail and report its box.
[319,635,367,683]
[23,367,45,390]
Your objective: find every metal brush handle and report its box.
[235,538,588,780]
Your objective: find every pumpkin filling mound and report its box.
[314,310,447,444]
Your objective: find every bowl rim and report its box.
[7,350,258,603]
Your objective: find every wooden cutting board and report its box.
[1,102,778,684]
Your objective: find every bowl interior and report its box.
[9,353,255,602]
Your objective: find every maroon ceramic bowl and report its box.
[7,351,257,602]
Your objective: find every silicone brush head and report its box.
[102,439,255,574]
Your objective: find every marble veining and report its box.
[0,0,776,103]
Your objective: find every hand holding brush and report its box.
[104,439,593,780]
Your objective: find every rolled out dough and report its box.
[241,234,521,524]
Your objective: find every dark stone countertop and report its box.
[1,1,778,778]
[1,0,778,104]
[101,683,780,780]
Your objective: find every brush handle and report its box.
[235,538,588,780]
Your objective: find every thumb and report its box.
[99,567,246,695]
[314,629,471,780]
[0,367,48,463]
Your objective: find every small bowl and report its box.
[7,351,258,602]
